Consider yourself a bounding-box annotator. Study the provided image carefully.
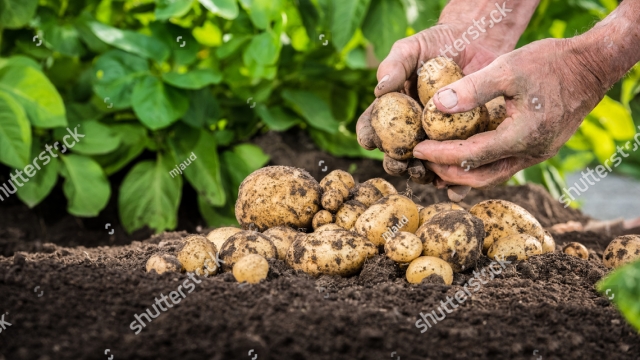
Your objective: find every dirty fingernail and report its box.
[438,89,458,109]
[377,74,390,91]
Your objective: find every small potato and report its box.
[487,234,542,261]
[262,226,301,260]
[320,177,350,198]
[314,223,345,232]
[541,231,556,254]
[322,189,345,212]
[418,202,464,226]
[312,210,334,230]
[146,253,182,274]
[321,169,355,190]
[469,200,545,254]
[417,57,463,105]
[422,98,489,141]
[603,235,640,268]
[416,210,484,272]
[335,200,367,230]
[486,96,507,131]
[563,242,589,260]
[233,254,269,284]
[364,178,398,197]
[371,92,426,160]
[176,235,219,276]
[406,256,453,285]
[219,231,277,271]
[351,183,383,207]
[354,195,420,246]
[206,227,242,251]
[384,232,423,263]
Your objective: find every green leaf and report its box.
[216,35,251,59]
[238,0,282,29]
[309,128,385,160]
[243,31,281,66]
[92,50,150,109]
[85,19,170,61]
[580,118,617,164]
[162,68,222,89]
[149,21,199,66]
[59,154,110,217]
[199,0,239,20]
[0,91,31,168]
[92,123,148,175]
[155,0,194,20]
[16,140,59,208]
[132,75,189,130]
[0,0,38,29]
[256,104,300,131]
[119,154,182,233]
[233,143,269,171]
[589,96,636,141]
[597,259,640,331]
[54,121,120,155]
[198,195,239,227]
[182,88,221,128]
[0,56,41,70]
[39,11,86,57]
[329,0,371,50]
[331,86,358,123]
[0,65,67,128]
[362,0,408,60]
[281,89,340,133]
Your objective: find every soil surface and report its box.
[1,130,638,360]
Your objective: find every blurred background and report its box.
[0,0,639,237]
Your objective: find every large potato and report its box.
[603,235,640,268]
[422,98,489,141]
[469,200,545,254]
[487,234,542,261]
[371,92,426,160]
[335,200,367,230]
[235,166,322,231]
[262,226,300,260]
[314,224,345,232]
[219,231,277,271]
[176,235,219,276]
[364,178,397,197]
[416,210,484,272]
[384,232,423,263]
[354,195,420,246]
[541,230,556,254]
[417,57,463,105]
[406,256,453,285]
[206,227,242,251]
[419,202,464,226]
[286,229,377,276]
[486,96,507,131]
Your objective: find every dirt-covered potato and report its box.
[176,235,219,276]
[542,230,556,254]
[321,169,355,190]
[364,178,397,197]
[219,231,277,272]
[314,224,345,232]
[146,253,182,274]
[351,183,383,207]
[418,202,464,226]
[262,226,300,260]
[312,210,334,230]
[422,98,489,141]
[469,200,545,254]
[486,96,507,131]
[335,200,367,230]
[235,166,322,231]
[603,235,640,268]
[286,229,377,276]
[384,232,423,263]
[206,227,242,251]
[487,234,542,261]
[321,189,345,212]
[354,195,420,246]
[406,256,453,285]
[563,242,588,260]
[417,57,463,105]
[233,254,269,284]
[370,92,426,160]
[416,210,484,272]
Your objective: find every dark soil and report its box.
[1,130,638,360]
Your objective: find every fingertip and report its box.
[447,185,471,203]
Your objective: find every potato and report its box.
[320,173,352,196]
[351,183,383,207]
[422,98,489,141]
[563,242,589,260]
[371,92,426,160]
[487,234,542,261]
[406,256,453,285]
[321,189,345,212]
[233,254,269,284]
[417,57,464,105]
[384,232,423,263]
[315,223,345,232]
[206,227,242,251]
[486,96,507,131]
[541,230,556,254]
[176,235,219,276]
[312,210,334,230]
[146,253,182,274]
[262,226,300,260]
[469,200,545,254]
[418,202,464,226]
[603,235,640,268]
[364,178,397,197]
[416,210,484,272]
[335,200,367,230]
[286,229,377,276]
[321,169,355,190]
[219,231,277,271]
[354,195,420,246]
[235,166,322,231]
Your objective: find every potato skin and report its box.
[563,242,589,260]
[286,229,377,276]
[486,96,507,131]
[364,178,397,197]
[603,235,640,268]
[406,256,453,285]
[487,234,542,261]
[384,232,423,263]
[312,210,334,230]
[354,195,420,246]
[335,200,367,230]
[419,202,464,226]
[351,183,383,207]
[416,210,484,272]
[417,57,463,105]
[541,231,556,254]
[371,92,426,160]
[235,166,322,231]
[321,190,345,212]
[262,226,301,260]
[321,169,355,190]
[219,231,277,272]
[469,200,545,254]
[146,253,182,274]
[315,223,345,232]
[422,98,489,141]
[206,227,242,252]
[176,235,219,276]
[233,254,269,284]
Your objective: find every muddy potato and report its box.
[233,254,269,284]
[321,169,355,190]
[315,223,345,232]
[542,230,556,254]
[351,183,383,207]
[364,178,398,197]
[146,253,182,274]
[419,202,464,226]
[321,189,345,212]
[312,210,334,230]
[384,232,423,263]
[206,227,242,251]
[286,229,377,276]
[563,242,589,260]
[335,200,367,230]
[176,235,219,276]
[406,256,453,285]
[486,96,507,131]
[416,210,484,272]
[487,234,542,261]
[262,226,300,260]
[603,235,640,268]
[354,195,420,246]
[417,57,463,105]
[235,166,322,231]
[469,200,545,254]
[219,231,277,271]
[371,92,426,160]
[422,98,489,141]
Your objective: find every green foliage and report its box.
[598,260,640,331]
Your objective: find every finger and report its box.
[383,155,408,176]
[448,186,471,203]
[407,159,435,184]
[356,102,378,150]
[374,36,421,97]
[424,157,526,189]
